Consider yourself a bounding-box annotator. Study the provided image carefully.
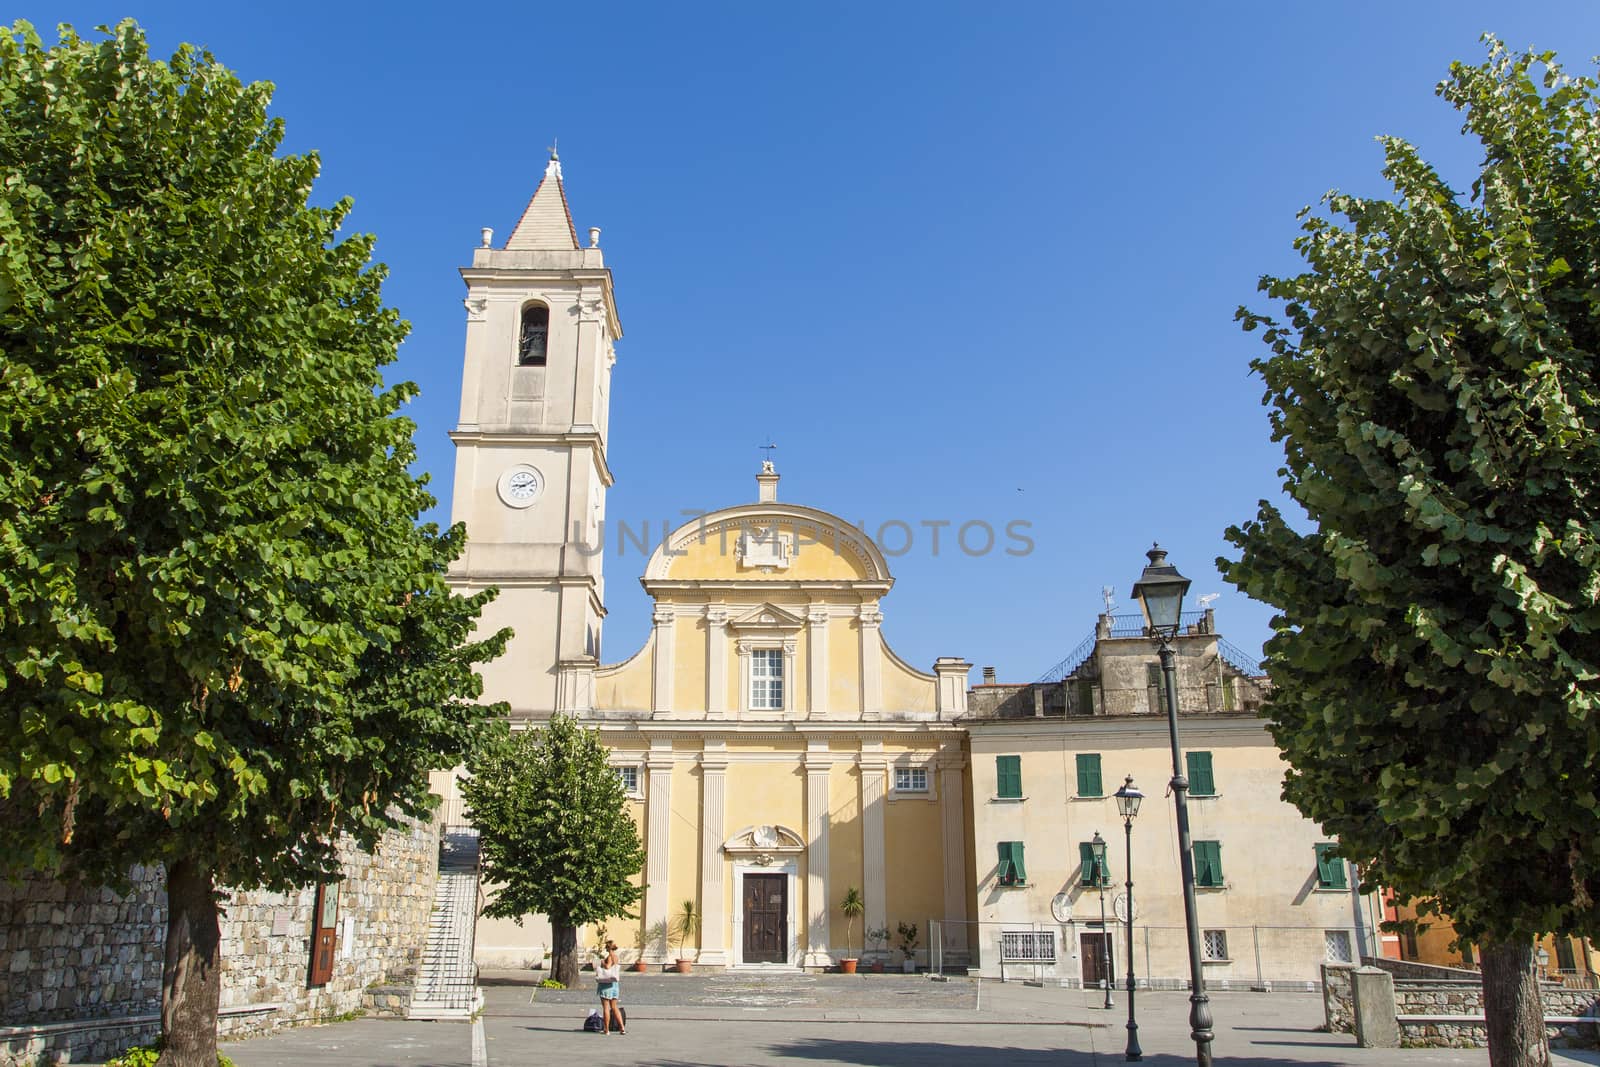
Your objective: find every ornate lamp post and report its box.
[1131,544,1214,1067]
[1114,776,1144,1062]
[1092,831,1113,1009]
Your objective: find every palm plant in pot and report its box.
[897,921,920,973]
[838,887,864,974]
[672,899,700,973]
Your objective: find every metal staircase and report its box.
[409,828,483,1020]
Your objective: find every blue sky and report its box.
[30,2,1600,680]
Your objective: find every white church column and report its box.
[705,607,728,719]
[652,607,675,717]
[858,606,883,721]
[697,742,729,965]
[806,607,829,719]
[644,741,673,961]
[939,752,969,956]
[803,743,833,967]
[859,742,888,953]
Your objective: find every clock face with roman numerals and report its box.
[496,465,544,509]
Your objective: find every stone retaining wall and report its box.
[0,815,440,1065]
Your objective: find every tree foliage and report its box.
[1224,38,1600,1064]
[0,21,507,1063]
[462,715,644,985]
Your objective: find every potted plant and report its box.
[897,921,920,973]
[630,926,648,972]
[838,887,864,974]
[866,926,890,973]
[673,899,700,973]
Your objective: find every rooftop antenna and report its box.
[1197,593,1220,610]
[1102,586,1116,613]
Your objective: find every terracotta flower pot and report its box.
[674,958,693,974]
[630,960,647,972]
[870,960,884,974]
[840,958,858,975]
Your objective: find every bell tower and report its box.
[447,150,619,717]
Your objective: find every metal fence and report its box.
[928,919,1358,992]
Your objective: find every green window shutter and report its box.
[1079,841,1096,886]
[1193,841,1223,887]
[1315,844,1347,889]
[1221,674,1236,711]
[998,841,1026,885]
[996,755,1022,799]
[1075,753,1103,797]
[1186,751,1215,796]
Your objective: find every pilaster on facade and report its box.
[806,607,829,719]
[859,741,888,947]
[705,607,729,719]
[858,606,883,721]
[556,656,596,713]
[697,742,729,966]
[803,744,833,967]
[651,607,675,717]
[938,756,970,955]
[643,743,674,960]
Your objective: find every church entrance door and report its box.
[742,873,787,963]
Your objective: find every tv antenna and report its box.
[1102,586,1116,613]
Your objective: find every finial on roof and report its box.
[756,458,780,503]
[548,138,559,160]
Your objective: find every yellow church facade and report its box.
[576,471,975,967]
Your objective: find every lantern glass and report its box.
[1114,776,1143,818]
[1131,544,1191,634]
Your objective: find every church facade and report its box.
[441,155,972,969]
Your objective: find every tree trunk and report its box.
[551,922,579,988]
[157,858,221,1067]
[1480,938,1549,1067]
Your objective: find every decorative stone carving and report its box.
[721,824,806,856]
[737,527,795,571]
[463,296,488,322]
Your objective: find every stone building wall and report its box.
[1,816,440,1065]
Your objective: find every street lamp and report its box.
[1115,775,1144,1062]
[1092,831,1113,1009]
[1131,543,1214,1067]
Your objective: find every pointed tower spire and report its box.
[505,144,580,251]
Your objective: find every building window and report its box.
[996,841,1027,886]
[1078,841,1110,887]
[1186,750,1215,796]
[615,766,639,795]
[750,648,784,710]
[1314,843,1347,889]
[1556,938,1577,972]
[1325,930,1354,963]
[1075,676,1096,715]
[1202,929,1229,961]
[1146,663,1170,713]
[1401,927,1419,960]
[894,767,928,793]
[1192,840,1224,887]
[1075,753,1103,797]
[995,755,1022,799]
[518,304,549,365]
[1000,930,1056,962]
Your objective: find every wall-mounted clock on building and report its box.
[496,464,544,509]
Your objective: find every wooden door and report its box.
[308,883,340,986]
[1080,930,1113,988]
[742,874,787,964]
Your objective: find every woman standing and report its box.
[596,939,624,1035]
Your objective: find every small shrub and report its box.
[538,978,565,989]
[107,1044,235,1067]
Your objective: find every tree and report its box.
[0,22,508,1066]
[461,715,645,988]
[1224,38,1600,1067]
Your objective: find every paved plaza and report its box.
[209,972,1600,1067]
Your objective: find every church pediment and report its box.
[727,603,805,633]
[722,824,806,859]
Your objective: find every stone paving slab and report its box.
[210,975,1600,1067]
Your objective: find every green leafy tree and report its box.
[462,715,645,988]
[1225,38,1600,1067]
[0,22,508,1067]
